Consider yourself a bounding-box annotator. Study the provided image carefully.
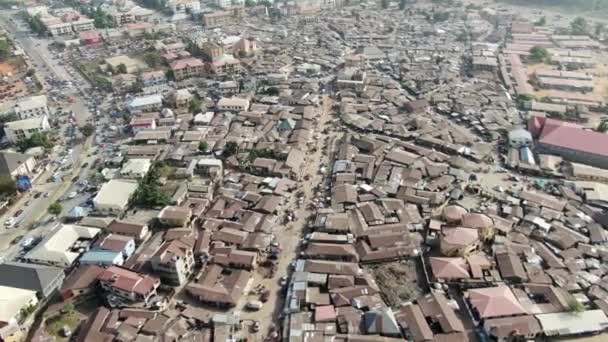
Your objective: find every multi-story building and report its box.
[140,70,167,88]
[202,7,244,28]
[71,18,95,32]
[46,21,73,36]
[170,58,205,81]
[201,42,224,62]
[14,95,49,119]
[98,266,160,305]
[167,0,201,14]
[126,94,163,114]
[4,116,51,144]
[150,240,195,286]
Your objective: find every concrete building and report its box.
[0,286,39,342]
[217,97,249,112]
[127,94,163,114]
[93,179,139,215]
[119,158,152,179]
[14,95,49,119]
[170,58,205,81]
[71,18,94,32]
[4,116,51,144]
[508,128,533,147]
[150,239,195,286]
[202,7,244,28]
[98,266,160,305]
[0,262,65,299]
[0,152,37,179]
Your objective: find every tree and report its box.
[17,132,53,152]
[399,0,407,10]
[143,52,163,68]
[80,123,95,137]
[27,14,46,36]
[165,69,174,81]
[245,0,256,6]
[595,22,606,36]
[199,141,208,153]
[534,16,546,26]
[223,141,238,158]
[570,17,589,35]
[0,176,16,196]
[529,46,550,63]
[48,202,62,216]
[597,121,608,133]
[0,39,10,60]
[116,63,128,74]
[133,164,170,207]
[189,97,202,113]
[0,113,18,124]
[25,68,36,77]
[381,0,389,9]
[264,87,280,96]
[567,299,584,315]
[432,11,450,22]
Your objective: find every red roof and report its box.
[170,58,204,71]
[468,286,527,318]
[539,119,608,157]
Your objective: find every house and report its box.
[170,58,205,81]
[0,151,37,179]
[120,158,152,179]
[0,262,65,299]
[508,128,532,147]
[232,37,258,57]
[71,17,95,32]
[127,94,163,114]
[213,248,257,270]
[105,220,149,242]
[79,250,124,266]
[440,226,479,257]
[98,266,160,305]
[467,286,527,319]
[203,8,244,28]
[129,117,156,134]
[150,239,195,286]
[14,95,49,119]
[140,70,167,88]
[167,88,193,109]
[535,310,608,337]
[194,158,223,178]
[0,286,38,342]
[186,265,251,307]
[4,116,51,144]
[60,265,104,301]
[93,180,138,215]
[94,234,136,259]
[23,224,101,268]
[217,97,249,112]
[103,55,140,74]
[157,206,191,227]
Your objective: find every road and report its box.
[0,10,95,261]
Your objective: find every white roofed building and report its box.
[93,179,139,215]
[23,225,101,268]
[4,116,51,144]
[14,95,49,119]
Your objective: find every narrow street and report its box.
[236,96,336,339]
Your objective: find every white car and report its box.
[68,192,77,199]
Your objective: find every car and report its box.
[13,210,23,217]
[68,191,77,199]
[33,192,42,199]
[251,321,260,333]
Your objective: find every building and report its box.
[508,128,533,147]
[531,117,608,169]
[79,250,124,266]
[0,152,37,179]
[0,286,38,341]
[103,55,140,74]
[170,58,205,81]
[202,7,244,28]
[60,265,104,301]
[157,206,191,227]
[94,234,136,259]
[201,42,224,62]
[0,262,65,299]
[140,70,167,88]
[186,265,251,307]
[23,224,101,268]
[93,179,139,215]
[217,97,249,112]
[14,95,49,119]
[46,21,72,36]
[127,94,163,114]
[120,158,152,179]
[193,158,223,178]
[167,88,193,109]
[79,30,102,45]
[4,116,51,144]
[98,266,160,305]
[535,310,608,337]
[105,220,149,242]
[129,117,156,134]
[150,239,195,285]
[467,286,527,319]
[109,6,154,26]
[71,17,95,32]
[167,0,200,14]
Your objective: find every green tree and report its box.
[116,63,128,74]
[534,16,546,26]
[165,69,174,81]
[381,0,389,9]
[529,46,550,63]
[570,17,589,35]
[567,299,584,315]
[0,39,11,60]
[17,132,53,152]
[133,164,170,207]
[80,123,95,137]
[264,87,280,96]
[189,97,202,113]
[595,22,606,36]
[399,0,407,10]
[223,141,238,158]
[0,176,16,196]
[199,141,208,153]
[27,14,46,35]
[143,52,163,68]
[0,113,18,123]
[245,0,256,6]
[597,121,608,133]
[432,11,450,22]
[48,202,62,216]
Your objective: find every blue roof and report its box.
[80,250,122,264]
[67,206,90,218]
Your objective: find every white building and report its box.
[47,22,73,36]
[4,116,51,144]
[0,286,38,341]
[217,97,250,112]
[127,94,163,114]
[93,179,139,215]
[508,128,533,147]
[120,158,152,179]
[14,95,49,119]
[214,0,232,9]
[168,0,201,13]
[23,224,101,268]
[71,18,95,32]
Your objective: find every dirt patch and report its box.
[0,62,15,74]
[367,259,425,308]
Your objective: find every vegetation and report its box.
[18,304,36,324]
[567,299,584,315]
[247,148,278,162]
[16,132,53,153]
[81,7,114,29]
[534,16,546,26]
[499,0,608,14]
[27,14,46,36]
[0,113,18,124]
[381,0,389,9]
[48,202,63,216]
[597,121,608,133]
[0,176,17,197]
[245,0,256,6]
[133,164,170,207]
[222,141,238,158]
[80,123,95,137]
[45,308,80,339]
[262,86,280,96]
[92,75,112,92]
[198,141,208,153]
[141,0,167,10]
[432,11,450,22]
[571,17,590,35]
[116,63,128,74]
[143,52,163,68]
[189,97,202,113]
[528,46,550,63]
[0,38,11,60]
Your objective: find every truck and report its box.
[246,300,263,311]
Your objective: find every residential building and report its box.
[167,0,200,14]
[4,116,51,144]
[170,58,205,81]
[202,7,244,28]
[232,37,258,57]
[140,70,167,88]
[23,224,101,268]
[79,250,124,266]
[0,262,65,299]
[193,158,223,178]
[0,286,38,341]
[71,18,95,32]
[217,97,249,112]
[94,234,136,259]
[150,239,195,285]
[186,265,251,307]
[157,206,191,227]
[127,94,163,114]
[103,55,140,74]
[93,179,139,215]
[120,158,152,179]
[14,95,49,119]
[129,117,156,134]
[167,89,193,109]
[60,265,104,301]
[98,266,160,305]
[105,220,149,242]
[0,151,37,179]
[46,21,72,36]
[201,42,224,62]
